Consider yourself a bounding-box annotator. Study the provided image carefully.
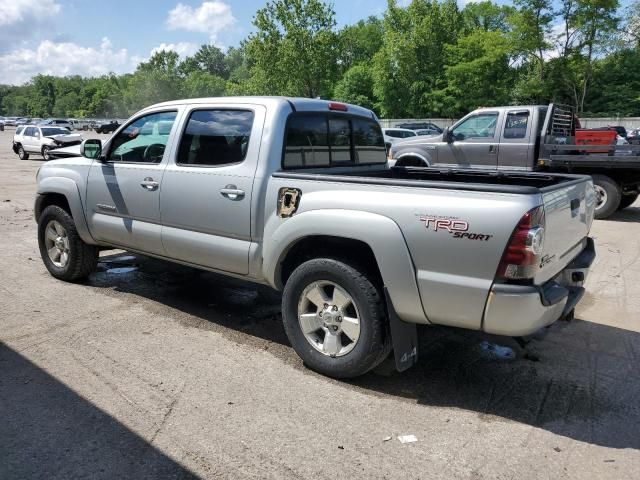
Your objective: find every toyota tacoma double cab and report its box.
[35,97,596,378]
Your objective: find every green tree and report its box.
[126,51,183,110]
[440,30,514,115]
[462,1,515,33]
[180,45,229,78]
[373,0,462,117]
[182,72,227,97]
[510,0,553,84]
[338,16,384,71]
[244,0,340,98]
[333,64,376,110]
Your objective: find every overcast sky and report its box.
[0,0,632,85]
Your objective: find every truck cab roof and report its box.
[145,96,376,119]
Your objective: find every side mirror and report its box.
[81,139,103,160]
[442,127,453,143]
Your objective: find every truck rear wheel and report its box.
[618,194,638,211]
[592,175,621,219]
[38,205,98,282]
[282,258,390,378]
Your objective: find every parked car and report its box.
[626,128,640,145]
[15,117,31,126]
[390,104,640,219]
[12,125,82,160]
[34,96,595,379]
[396,121,443,133]
[609,125,628,139]
[382,128,417,150]
[94,120,120,134]
[4,117,18,127]
[68,118,90,131]
[415,128,441,136]
[39,118,73,130]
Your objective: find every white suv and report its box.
[13,125,82,160]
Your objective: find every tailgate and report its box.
[535,177,595,284]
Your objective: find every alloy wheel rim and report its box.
[594,185,607,210]
[44,220,70,268]
[297,281,361,357]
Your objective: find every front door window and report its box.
[107,111,177,163]
[452,113,498,140]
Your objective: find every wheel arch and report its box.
[264,209,429,325]
[35,178,96,245]
[394,152,431,167]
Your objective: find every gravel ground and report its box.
[1,128,639,479]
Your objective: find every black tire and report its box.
[592,174,621,220]
[41,145,52,160]
[38,205,98,282]
[18,145,29,160]
[617,194,638,211]
[282,258,391,379]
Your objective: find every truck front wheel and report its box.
[282,258,390,378]
[592,175,621,219]
[38,205,98,282]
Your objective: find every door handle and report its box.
[220,185,245,200]
[489,145,498,154]
[140,177,159,190]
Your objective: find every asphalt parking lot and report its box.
[0,128,639,479]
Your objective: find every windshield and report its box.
[41,128,71,136]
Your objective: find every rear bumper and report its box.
[483,237,595,336]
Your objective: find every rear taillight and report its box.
[496,206,545,281]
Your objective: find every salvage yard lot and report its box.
[0,128,639,479]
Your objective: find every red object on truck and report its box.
[575,129,617,153]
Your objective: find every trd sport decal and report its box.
[419,215,493,241]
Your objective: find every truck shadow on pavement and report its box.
[0,342,199,480]
[89,252,640,451]
[606,205,640,222]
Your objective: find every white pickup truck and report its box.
[34,97,596,378]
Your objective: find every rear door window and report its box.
[503,111,529,139]
[177,109,254,166]
[284,114,386,168]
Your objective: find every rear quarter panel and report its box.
[263,176,540,330]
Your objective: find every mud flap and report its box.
[384,288,418,372]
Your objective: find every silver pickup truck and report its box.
[35,97,596,378]
[390,104,640,219]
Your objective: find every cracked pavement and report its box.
[0,129,639,479]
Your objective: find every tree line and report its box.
[1,0,639,120]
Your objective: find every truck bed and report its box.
[541,143,640,169]
[274,166,587,195]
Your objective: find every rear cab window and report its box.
[283,114,386,169]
